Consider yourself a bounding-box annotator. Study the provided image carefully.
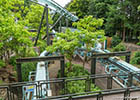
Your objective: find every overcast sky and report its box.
[53,0,71,7]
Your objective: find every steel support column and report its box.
[34,7,46,46]
[46,4,50,46]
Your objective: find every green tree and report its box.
[0,0,34,63]
[67,0,90,18]
[47,29,80,70]
[73,16,106,66]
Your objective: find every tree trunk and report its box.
[122,24,126,42]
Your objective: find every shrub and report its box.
[131,52,140,65]
[111,36,121,47]
[22,63,36,81]
[58,63,100,94]
[137,42,140,46]
[113,43,126,52]
[0,60,5,68]
[9,56,17,67]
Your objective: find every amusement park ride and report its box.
[1,0,140,100]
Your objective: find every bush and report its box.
[0,60,5,68]
[22,63,36,81]
[113,43,126,52]
[131,52,140,65]
[9,56,17,67]
[58,63,100,94]
[137,42,140,46]
[111,36,121,47]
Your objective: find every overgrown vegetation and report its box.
[113,43,126,52]
[47,16,106,69]
[131,52,140,65]
[67,0,140,42]
[111,36,121,47]
[22,63,36,81]
[57,63,100,94]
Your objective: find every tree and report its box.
[0,0,34,63]
[73,16,106,66]
[47,29,80,70]
[67,0,90,18]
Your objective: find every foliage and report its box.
[22,63,36,81]
[58,63,100,94]
[131,52,140,65]
[68,0,140,41]
[0,0,53,64]
[67,0,90,18]
[137,36,140,46]
[0,60,5,68]
[73,16,106,66]
[47,29,80,69]
[0,0,34,63]
[111,35,121,47]
[113,43,126,52]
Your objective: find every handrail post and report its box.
[91,58,96,83]
[124,88,130,100]
[127,72,133,87]
[125,51,131,63]
[97,92,103,100]
[85,76,91,92]
[16,63,22,82]
[107,74,112,89]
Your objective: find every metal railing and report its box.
[0,73,140,100]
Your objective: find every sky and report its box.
[53,0,71,7]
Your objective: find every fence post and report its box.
[16,63,22,82]
[60,59,65,94]
[91,58,96,83]
[124,88,130,100]
[107,74,112,89]
[127,72,133,87]
[125,51,131,63]
[97,92,103,100]
[85,76,91,92]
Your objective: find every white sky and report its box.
[53,0,71,7]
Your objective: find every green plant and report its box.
[58,63,100,94]
[137,36,140,46]
[0,60,5,68]
[111,36,121,47]
[21,63,36,81]
[113,43,126,52]
[131,52,140,65]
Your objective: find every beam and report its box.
[91,51,131,58]
[34,7,46,46]
[16,56,64,63]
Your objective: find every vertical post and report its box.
[104,39,107,50]
[85,76,91,92]
[97,92,103,100]
[16,63,22,82]
[125,55,130,63]
[66,19,69,28]
[107,74,112,89]
[124,88,130,100]
[91,58,96,83]
[34,7,46,46]
[60,59,65,77]
[60,59,65,94]
[46,4,50,46]
[127,72,133,87]
[59,19,62,32]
